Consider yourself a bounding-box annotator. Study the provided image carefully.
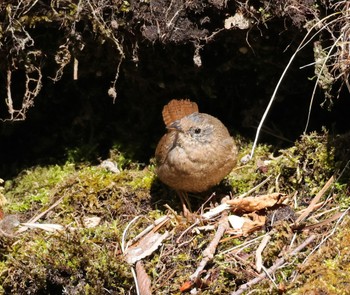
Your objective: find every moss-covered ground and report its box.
[1,130,350,294]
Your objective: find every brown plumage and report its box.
[162,99,199,126]
[155,99,238,193]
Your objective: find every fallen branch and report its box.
[190,214,230,281]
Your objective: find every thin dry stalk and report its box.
[190,214,230,281]
[255,234,271,273]
[231,235,316,295]
[295,175,335,224]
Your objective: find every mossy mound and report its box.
[1,131,350,294]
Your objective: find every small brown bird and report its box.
[155,99,238,201]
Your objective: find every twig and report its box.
[190,214,230,281]
[126,215,169,249]
[131,267,140,295]
[255,234,271,272]
[122,216,141,253]
[220,233,268,255]
[303,206,350,264]
[295,175,334,224]
[5,69,14,118]
[176,218,200,244]
[73,57,79,80]
[249,13,341,159]
[17,195,65,234]
[199,192,216,214]
[304,35,342,133]
[296,200,333,216]
[299,210,348,231]
[237,176,272,199]
[231,235,316,295]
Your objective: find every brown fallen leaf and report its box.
[228,213,266,236]
[242,213,266,235]
[124,231,169,264]
[226,193,286,213]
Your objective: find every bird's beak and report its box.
[166,120,182,132]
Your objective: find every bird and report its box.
[155,99,238,211]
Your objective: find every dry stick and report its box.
[220,233,268,255]
[297,200,332,216]
[16,195,65,234]
[190,214,230,281]
[73,57,79,80]
[238,175,272,199]
[255,234,271,273]
[124,216,169,295]
[122,216,141,253]
[295,175,335,224]
[301,211,348,231]
[126,215,169,249]
[231,235,316,295]
[176,218,200,244]
[5,69,14,119]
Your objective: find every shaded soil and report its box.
[0,1,350,175]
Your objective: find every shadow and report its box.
[150,176,234,214]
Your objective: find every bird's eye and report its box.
[194,128,201,134]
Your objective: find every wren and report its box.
[155,99,238,193]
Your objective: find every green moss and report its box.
[292,217,350,294]
[129,170,156,190]
[1,131,349,294]
[0,158,156,293]
[4,164,75,213]
[1,226,131,294]
[229,131,336,202]
[55,165,151,219]
[229,142,272,195]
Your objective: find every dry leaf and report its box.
[125,231,169,264]
[241,214,266,235]
[83,216,101,228]
[20,222,64,232]
[226,193,285,212]
[228,215,245,230]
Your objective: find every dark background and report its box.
[1,17,349,178]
